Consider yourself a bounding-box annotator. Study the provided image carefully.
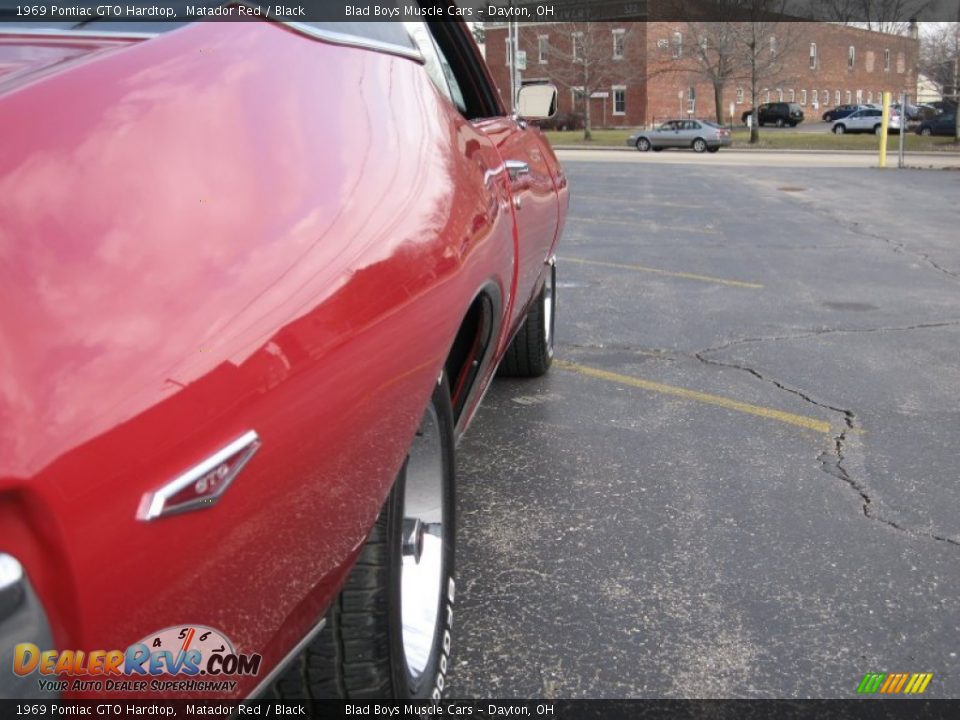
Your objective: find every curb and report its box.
[552,145,959,158]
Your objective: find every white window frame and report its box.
[686,86,696,114]
[809,42,817,69]
[538,35,548,64]
[612,29,625,60]
[736,87,745,105]
[856,89,863,103]
[835,89,841,105]
[848,45,856,70]
[788,89,795,102]
[764,88,771,103]
[571,86,585,107]
[799,89,806,104]
[812,89,818,107]
[824,89,830,106]
[846,90,852,104]
[884,48,890,72]
[672,31,683,59]
[867,91,873,103]
[777,88,784,101]
[572,32,584,62]
[613,85,626,115]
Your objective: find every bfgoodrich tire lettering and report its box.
[275,380,456,700]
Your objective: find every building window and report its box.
[897,52,905,73]
[846,90,852,104]
[824,89,830,105]
[788,89,795,102]
[777,88,784,101]
[571,86,585,111]
[835,89,841,105]
[572,32,584,61]
[884,48,891,72]
[856,89,863,103]
[613,85,626,115]
[687,86,696,114]
[848,45,855,70]
[764,88,771,103]
[812,89,818,106]
[736,87,745,105]
[809,42,817,69]
[538,35,548,64]
[672,31,683,59]
[770,35,777,59]
[613,29,625,59]
[800,89,806,104]
[867,91,873,103]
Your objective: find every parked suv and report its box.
[741,102,804,127]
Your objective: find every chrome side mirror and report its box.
[517,84,558,120]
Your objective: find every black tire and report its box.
[707,146,720,153]
[692,138,707,153]
[275,380,456,701]
[635,137,651,152]
[874,124,882,135]
[652,146,663,152]
[498,262,555,378]
[833,124,846,135]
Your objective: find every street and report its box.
[448,150,960,698]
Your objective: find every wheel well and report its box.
[444,290,497,425]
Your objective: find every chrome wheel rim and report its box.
[399,405,445,682]
[543,265,555,357]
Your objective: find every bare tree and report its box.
[683,23,745,123]
[919,21,959,138]
[813,0,930,35]
[536,23,633,140]
[727,3,804,143]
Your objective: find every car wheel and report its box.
[833,124,845,135]
[635,137,651,152]
[275,379,456,700]
[921,127,932,136]
[776,118,785,127]
[692,138,708,153]
[498,261,555,377]
[707,146,720,153]
[874,124,883,135]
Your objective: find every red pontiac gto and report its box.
[0,7,567,702]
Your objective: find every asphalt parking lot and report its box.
[448,151,960,698]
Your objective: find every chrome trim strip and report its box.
[281,22,425,64]
[0,29,157,40]
[246,617,327,700]
[136,430,261,521]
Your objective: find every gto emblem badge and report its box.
[136,431,261,521]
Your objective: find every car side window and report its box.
[422,21,505,120]
[690,121,701,129]
[662,122,675,130]
[404,21,467,114]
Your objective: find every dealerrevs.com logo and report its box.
[13,625,262,694]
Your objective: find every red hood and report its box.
[0,33,139,94]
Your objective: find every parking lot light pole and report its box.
[898,91,906,169]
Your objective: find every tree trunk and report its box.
[584,99,593,141]
[713,80,725,124]
[749,47,759,144]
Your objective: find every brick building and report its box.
[485,21,918,127]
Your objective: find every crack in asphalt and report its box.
[784,194,960,281]
[695,334,960,549]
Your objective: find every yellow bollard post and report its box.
[879,91,891,168]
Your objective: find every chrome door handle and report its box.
[505,160,530,181]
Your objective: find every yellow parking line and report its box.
[573,195,705,209]
[561,256,764,289]
[568,216,718,233]
[555,360,832,434]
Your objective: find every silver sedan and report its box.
[627,119,732,153]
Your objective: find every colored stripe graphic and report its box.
[857,672,932,694]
